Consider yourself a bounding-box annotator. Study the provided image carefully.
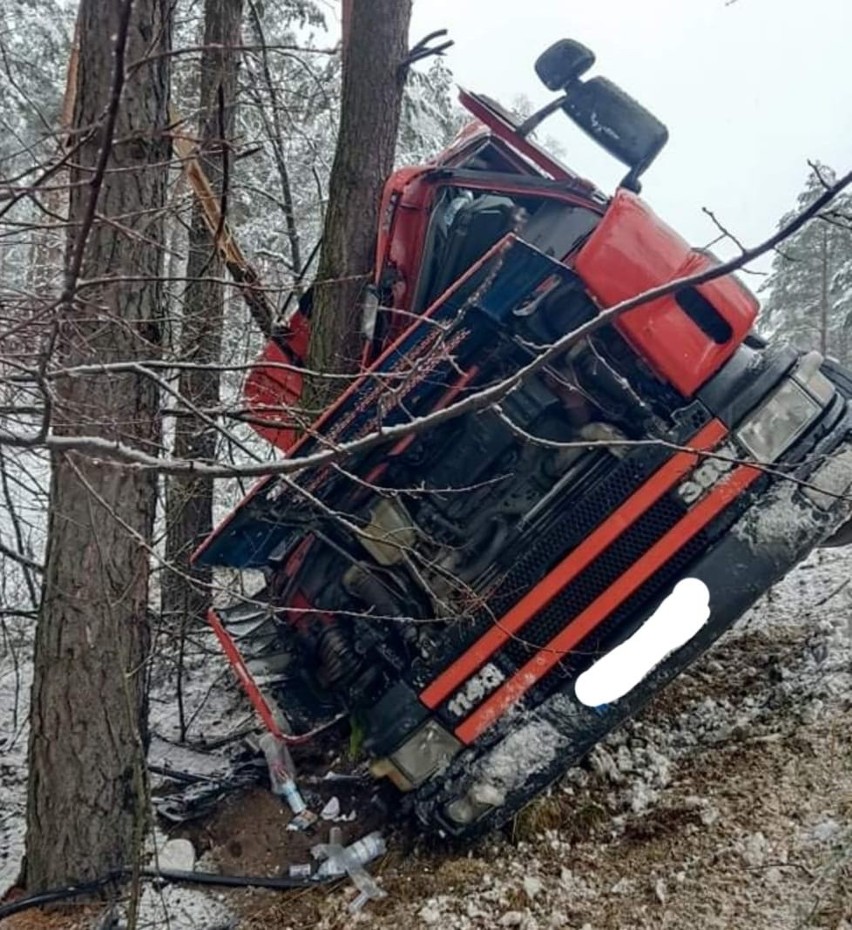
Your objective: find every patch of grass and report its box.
[511,792,608,844]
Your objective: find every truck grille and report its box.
[502,494,688,666]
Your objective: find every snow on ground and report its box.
[1,547,851,928]
[0,626,245,928]
[0,648,30,895]
[238,546,852,929]
[121,882,234,930]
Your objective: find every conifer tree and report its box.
[760,165,852,364]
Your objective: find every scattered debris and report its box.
[320,796,340,821]
[286,810,318,832]
[319,795,357,823]
[258,733,314,831]
[150,737,266,824]
[312,828,387,911]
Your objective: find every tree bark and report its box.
[162,0,244,739]
[305,0,412,409]
[341,0,353,68]
[248,1,302,276]
[25,0,171,892]
[819,224,829,356]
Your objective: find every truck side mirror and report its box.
[561,77,669,192]
[534,39,595,91]
[525,39,668,193]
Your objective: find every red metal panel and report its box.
[373,166,433,311]
[242,314,310,452]
[573,190,758,396]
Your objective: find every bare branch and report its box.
[6,163,849,474]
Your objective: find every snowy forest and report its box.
[1,0,851,927]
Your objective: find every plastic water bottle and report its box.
[315,831,386,878]
[312,830,387,911]
[259,732,307,815]
[277,775,307,815]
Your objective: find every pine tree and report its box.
[397,58,466,165]
[25,0,171,891]
[305,0,413,405]
[162,0,245,740]
[760,165,852,365]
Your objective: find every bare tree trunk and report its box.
[341,0,353,68]
[305,0,412,408]
[25,0,171,892]
[820,225,829,356]
[247,1,302,276]
[162,0,244,738]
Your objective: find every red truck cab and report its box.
[196,40,852,840]
[245,83,756,451]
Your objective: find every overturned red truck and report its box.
[194,40,852,838]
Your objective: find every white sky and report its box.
[404,0,852,276]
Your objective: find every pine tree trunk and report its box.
[25,0,171,892]
[305,0,412,409]
[162,0,244,716]
[820,225,829,356]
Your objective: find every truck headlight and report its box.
[737,377,822,463]
[389,720,461,786]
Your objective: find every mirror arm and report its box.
[517,92,571,138]
[619,166,643,194]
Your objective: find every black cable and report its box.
[0,866,333,920]
[0,872,124,919]
[143,866,333,890]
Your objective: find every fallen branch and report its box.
[171,110,275,337]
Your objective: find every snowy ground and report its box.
[0,624,247,929]
[1,546,850,928]
[236,546,852,929]
[0,640,30,898]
